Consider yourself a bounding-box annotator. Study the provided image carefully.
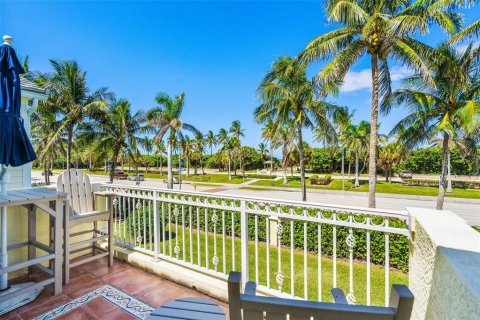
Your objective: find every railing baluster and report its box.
[168,203,172,256]
[212,210,219,272]
[205,208,209,269]
[303,210,308,299]
[182,205,186,262]
[385,219,390,307]
[222,210,226,274]
[153,193,159,261]
[317,220,322,302]
[290,218,294,297]
[254,214,259,284]
[333,211,337,288]
[346,227,356,304]
[162,201,166,255]
[276,219,283,293]
[197,206,201,267]
[266,216,270,289]
[367,218,371,306]
[189,206,193,263]
[143,198,146,249]
[148,200,152,252]
[232,211,235,271]
[240,200,248,287]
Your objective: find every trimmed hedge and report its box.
[246,174,277,179]
[124,202,409,272]
[402,178,480,189]
[310,174,332,185]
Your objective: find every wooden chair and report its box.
[228,272,414,320]
[57,169,114,284]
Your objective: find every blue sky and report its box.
[1,1,479,154]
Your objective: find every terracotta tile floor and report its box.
[1,257,228,320]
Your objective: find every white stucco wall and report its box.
[408,208,480,320]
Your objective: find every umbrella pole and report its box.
[0,165,8,290]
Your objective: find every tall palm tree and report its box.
[205,130,216,156]
[77,99,146,183]
[181,136,193,177]
[255,56,343,201]
[341,121,371,187]
[31,102,65,185]
[273,120,296,184]
[262,118,276,173]
[146,92,200,188]
[389,43,480,209]
[220,137,239,180]
[193,133,206,175]
[299,0,461,207]
[141,136,154,173]
[378,138,408,183]
[216,128,229,146]
[229,120,245,140]
[258,143,268,161]
[39,60,114,170]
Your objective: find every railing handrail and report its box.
[102,183,409,220]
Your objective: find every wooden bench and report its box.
[228,272,413,320]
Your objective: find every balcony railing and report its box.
[102,184,410,307]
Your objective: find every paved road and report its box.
[33,172,480,226]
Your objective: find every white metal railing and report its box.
[102,184,410,306]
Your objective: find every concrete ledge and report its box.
[112,245,230,302]
[408,207,480,320]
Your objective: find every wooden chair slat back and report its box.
[57,169,94,215]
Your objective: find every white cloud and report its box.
[339,66,411,92]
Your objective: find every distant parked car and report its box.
[113,171,128,180]
[399,170,413,179]
[128,174,145,181]
[163,177,180,184]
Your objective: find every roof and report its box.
[20,75,46,95]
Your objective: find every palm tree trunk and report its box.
[368,53,379,208]
[228,155,232,180]
[437,134,449,210]
[167,141,173,189]
[447,151,453,193]
[283,167,287,184]
[109,152,119,184]
[297,125,306,201]
[186,156,190,177]
[355,151,360,187]
[67,127,73,170]
[270,143,273,174]
[43,160,48,185]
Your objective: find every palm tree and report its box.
[31,102,65,185]
[273,121,296,184]
[205,130,216,156]
[154,140,166,175]
[181,136,193,177]
[389,43,480,209]
[39,60,114,170]
[341,121,371,187]
[229,120,245,140]
[299,0,461,207]
[77,99,146,183]
[193,133,206,175]
[258,142,268,161]
[378,138,408,183]
[216,128,229,146]
[255,56,343,201]
[220,137,239,180]
[262,118,276,173]
[146,92,200,188]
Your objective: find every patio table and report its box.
[146,297,226,320]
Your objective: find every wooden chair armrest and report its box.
[93,192,115,211]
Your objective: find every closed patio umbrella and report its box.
[0,35,40,315]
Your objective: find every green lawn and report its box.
[121,222,407,306]
[86,170,249,184]
[251,177,480,199]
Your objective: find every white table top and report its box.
[0,187,67,207]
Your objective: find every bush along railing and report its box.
[102,184,410,307]
[401,178,480,189]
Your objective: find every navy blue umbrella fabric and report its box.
[0,44,36,167]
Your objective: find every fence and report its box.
[102,184,410,306]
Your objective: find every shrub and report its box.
[310,174,332,185]
[246,174,277,179]
[402,178,480,189]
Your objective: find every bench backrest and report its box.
[228,272,414,320]
[57,169,94,215]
